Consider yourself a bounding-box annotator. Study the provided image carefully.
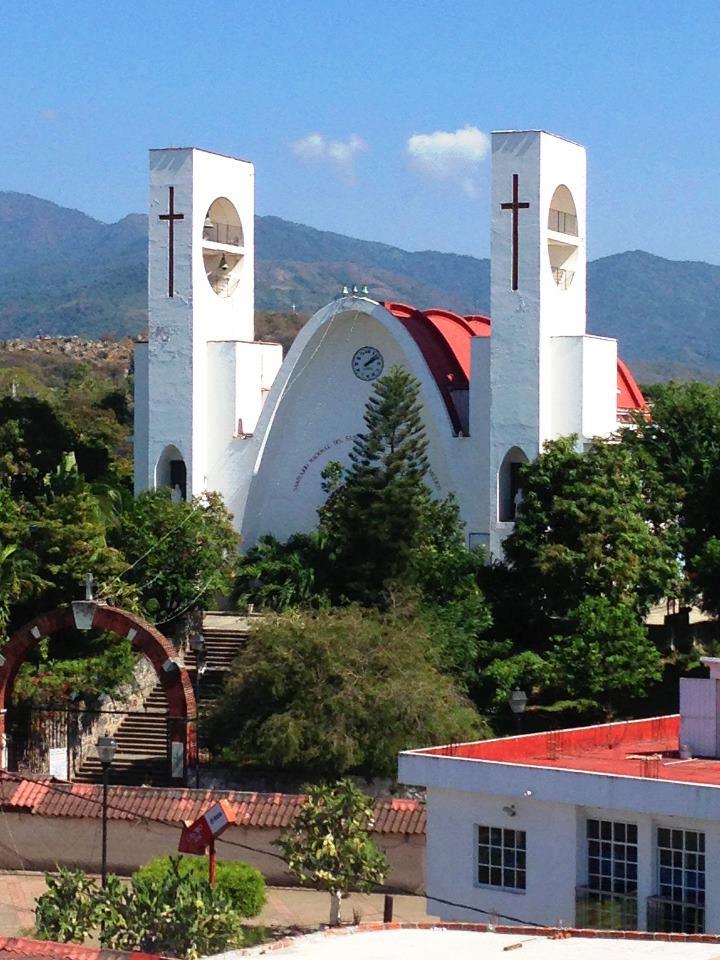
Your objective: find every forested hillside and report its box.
[2,192,720,380]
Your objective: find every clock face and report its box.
[352,346,384,381]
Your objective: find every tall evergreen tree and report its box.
[319,366,432,600]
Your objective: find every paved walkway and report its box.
[0,872,435,938]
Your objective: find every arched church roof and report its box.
[383,301,646,430]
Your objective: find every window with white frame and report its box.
[587,818,638,895]
[577,818,638,930]
[477,825,526,890]
[651,828,705,933]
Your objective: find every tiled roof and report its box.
[0,778,425,835]
[0,936,160,960]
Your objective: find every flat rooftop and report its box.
[410,715,720,787]
[232,927,720,958]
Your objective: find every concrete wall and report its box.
[0,814,425,894]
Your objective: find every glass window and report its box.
[577,818,638,930]
[650,828,705,933]
[477,825,526,890]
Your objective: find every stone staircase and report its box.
[73,620,248,786]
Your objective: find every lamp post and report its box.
[96,735,116,887]
[189,634,207,789]
[508,688,528,735]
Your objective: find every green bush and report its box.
[133,855,266,918]
[35,867,100,943]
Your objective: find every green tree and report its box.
[276,779,389,925]
[546,596,662,715]
[233,532,329,611]
[109,489,240,627]
[319,366,432,600]
[502,436,679,635]
[206,605,487,778]
[624,381,720,610]
[0,396,77,500]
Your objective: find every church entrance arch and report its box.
[498,446,528,522]
[0,602,197,784]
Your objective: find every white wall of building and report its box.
[419,784,720,932]
[400,732,720,932]
[238,298,481,547]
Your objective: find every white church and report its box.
[133,130,646,558]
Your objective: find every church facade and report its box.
[133,130,645,558]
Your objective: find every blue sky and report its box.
[1,0,719,263]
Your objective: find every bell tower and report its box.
[487,130,616,557]
[136,148,255,499]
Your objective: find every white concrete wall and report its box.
[550,336,582,439]
[400,736,720,930]
[425,786,577,927]
[417,783,720,931]
[680,678,720,758]
[581,335,617,440]
[550,335,617,443]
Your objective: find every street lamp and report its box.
[508,688,528,735]
[96,735,116,887]
[189,634,207,789]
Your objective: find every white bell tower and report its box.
[134,147,281,504]
[487,130,617,557]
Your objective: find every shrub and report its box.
[35,867,100,943]
[133,854,266,918]
[98,865,244,959]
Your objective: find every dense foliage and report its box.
[133,855,266,917]
[276,779,388,925]
[0,371,239,708]
[35,858,257,958]
[206,605,487,777]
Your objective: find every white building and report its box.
[133,131,645,557]
[398,660,720,935]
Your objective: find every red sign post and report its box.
[178,800,235,885]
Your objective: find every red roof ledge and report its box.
[411,714,720,788]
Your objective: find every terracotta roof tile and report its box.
[0,777,425,835]
[0,937,160,960]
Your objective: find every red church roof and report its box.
[383,301,646,432]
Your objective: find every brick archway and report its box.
[0,601,197,784]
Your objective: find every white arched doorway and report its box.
[498,446,528,522]
[155,444,187,501]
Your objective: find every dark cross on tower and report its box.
[500,174,530,291]
[158,186,185,298]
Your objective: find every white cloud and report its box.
[406,125,490,198]
[291,133,368,184]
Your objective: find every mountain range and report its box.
[1,191,719,381]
